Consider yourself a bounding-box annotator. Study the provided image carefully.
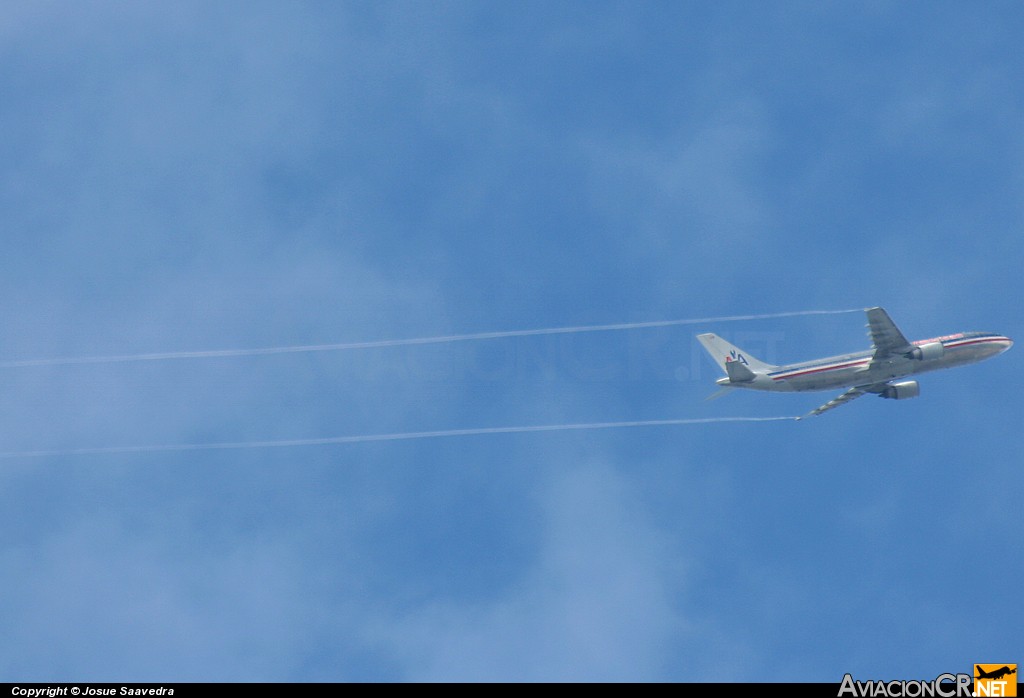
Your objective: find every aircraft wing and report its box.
[799,380,904,419]
[866,307,914,359]
[798,387,867,419]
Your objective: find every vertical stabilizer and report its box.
[696,333,775,375]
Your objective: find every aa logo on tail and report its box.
[726,350,749,365]
[974,664,1017,697]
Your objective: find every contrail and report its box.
[0,308,862,368]
[0,416,797,459]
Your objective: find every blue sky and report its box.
[1,1,1021,682]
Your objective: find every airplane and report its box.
[697,307,1012,419]
[975,666,1016,681]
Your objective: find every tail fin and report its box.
[696,333,776,376]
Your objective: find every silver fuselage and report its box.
[717,332,1013,393]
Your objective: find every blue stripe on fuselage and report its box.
[768,352,872,379]
[767,331,1000,381]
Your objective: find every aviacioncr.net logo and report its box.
[838,673,973,698]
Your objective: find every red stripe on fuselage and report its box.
[772,359,870,381]
[772,336,1009,381]
[944,337,1010,349]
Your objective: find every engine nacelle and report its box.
[908,341,944,361]
[880,380,920,400]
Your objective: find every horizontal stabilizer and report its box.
[705,386,735,401]
[725,359,756,382]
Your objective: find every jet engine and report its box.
[880,380,920,400]
[907,341,944,361]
